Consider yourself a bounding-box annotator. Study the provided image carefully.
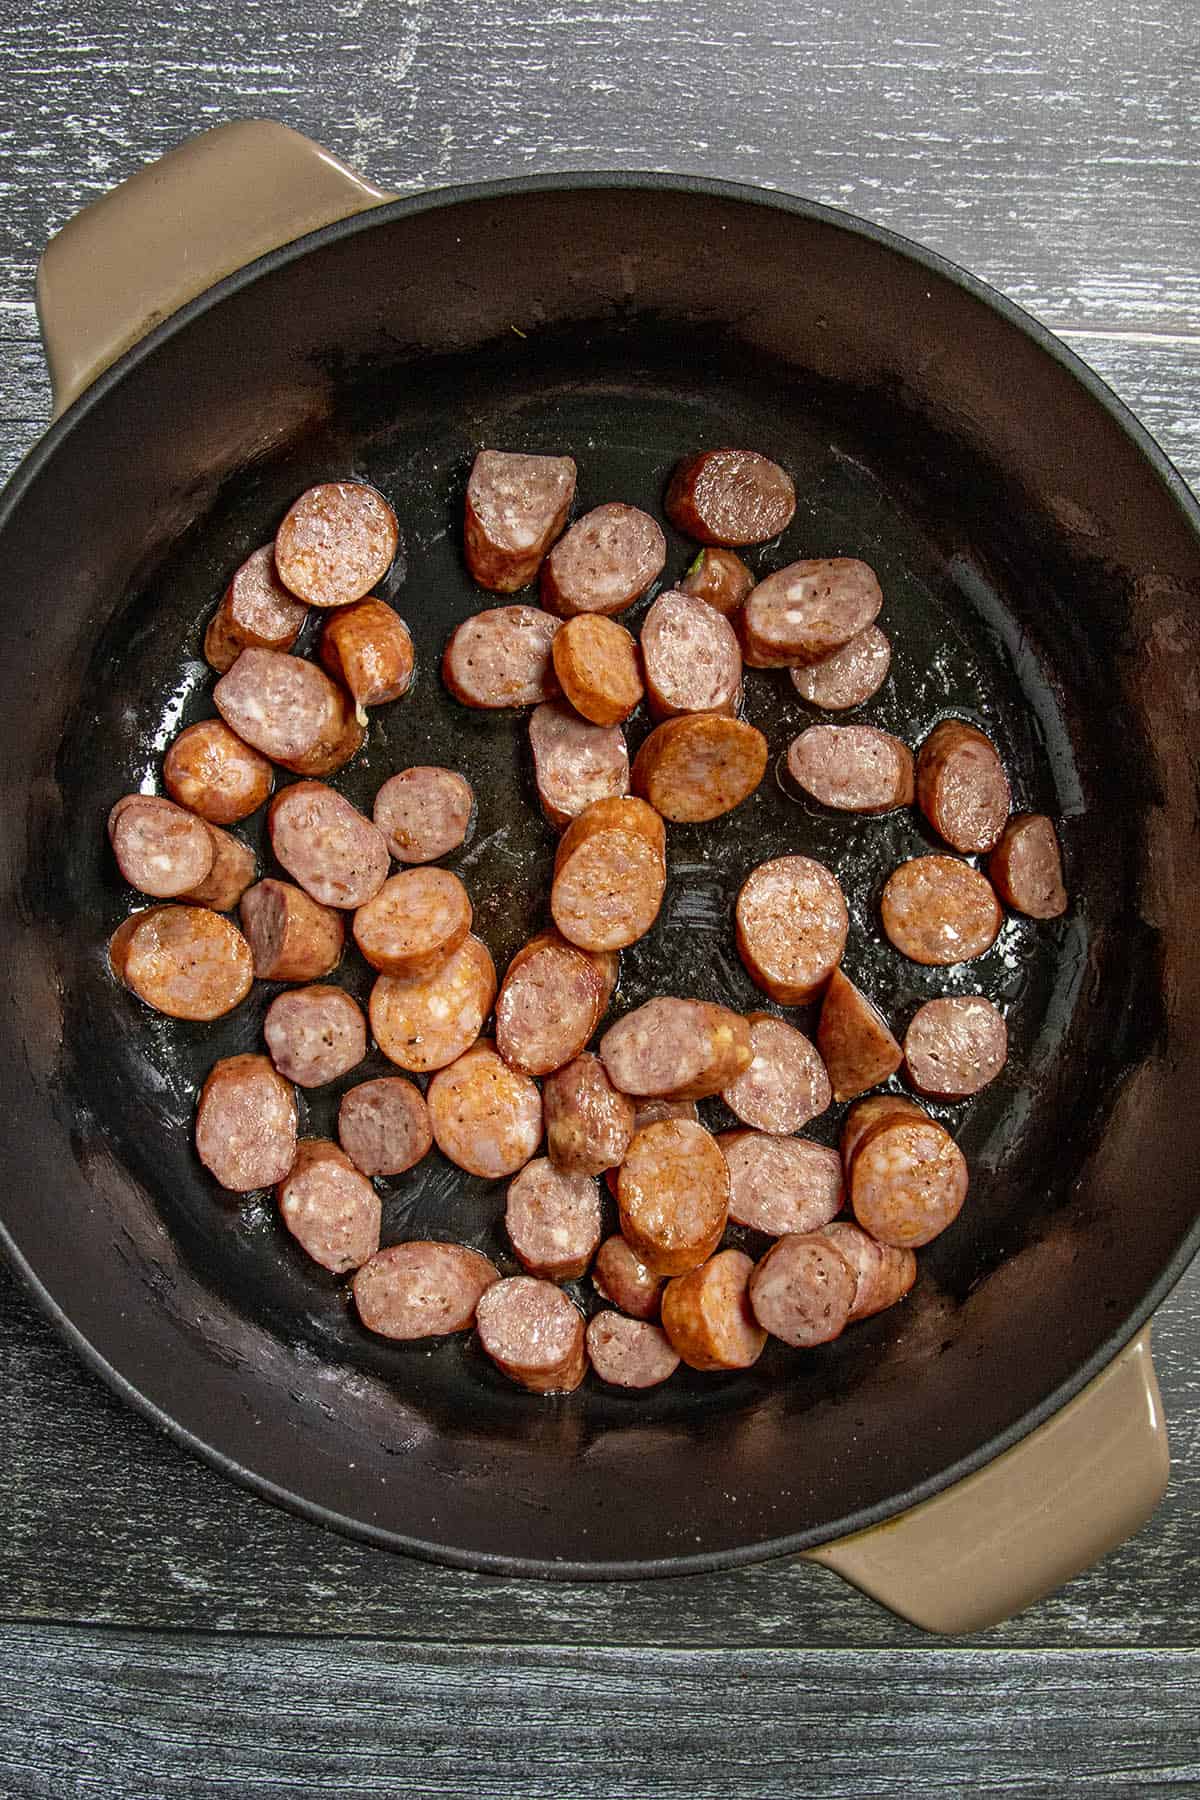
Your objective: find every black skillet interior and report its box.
[3,177,1200,1574]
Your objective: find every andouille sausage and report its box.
[790,625,892,711]
[735,855,849,1004]
[475,1276,587,1393]
[268,782,390,910]
[426,1039,542,1179]
[274,482,399,609]
[195,1053,298,1190]
[543,1053,636,1176]
[213,648,363,777]
[464,450,577,592]
[373,767,475,864]
[988,813,1068,919]
[539,502,665,616]
[369,935,497,1074]
[849,1111,969,1248]
[916,719,1011,854]
[639,590,742,717]
[163,720,273,825]
[507,929,619,1012]
[337,1076,433,1177]
[616,1119,730,1276]
[264,985,368,1087]
[442,605,561,709]
[880,856,1002,966]
[276,1139,381,1274]
[903,995,1008,1100]
[353,1241,500,1340]
[495,940,605,1077]
[505,1157,602,1280]
[632,1098,700,1130]
[720,1013,831,1134]
[182,825,257,913]
[527,700,629,828]
[787,724,914,815]
[550,614,644,726]
[817,1222,917,1323]
[719,1132,843,1236]
[550,796,666,952]
[600,997,752,1100]
[203,543,309,673]
[586,1313,680,1389]
[679,546,754,615]
[591,1235,665,1320]
[108,794,213,899]
[632,713,768,823]
[665,449,796,546]
[839,1094,930,1170]
[741,558,882,667]
[113,905,254,1021]
[239,878,345,982]
[318,599,415,707]
[661,1249,767,1371]
[352,867,472,978]
[749,1234,857,1348]
[816,968,903,1103]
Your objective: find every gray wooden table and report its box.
[3,2,1199,1793]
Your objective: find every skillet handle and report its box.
[804,1326,1168,1633]
[36,119,393,418]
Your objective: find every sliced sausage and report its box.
[550,795,666,952]
[903,995,1008,1100]
[633,1098,700,1130]
[586,1313,680,1388]
[276,1138,381,1273]
[787,724,914,814]
[741,558,882,667]
[337,1076,433,1177]
[721,1013,831,1133]
[496,940,605,1077]
[508,929,619,1012]
[849,1113,969,1248]
[264,984,367,1088]
[182,826,257,913]
[816,967,903,1103]
[373,766,475,864]
[550,614,644,725]
[464,450,577,592]
[736,855,849,1004]
[661,1249,767,1371]
[790,625,892,710]
[818,1221,917,1323]
[540,502,665,616]
[632,712,768,823]
[988,813,1068,919]
[369,935,497,1074]
[268,781,389,910]
[318,599,415,707]
[679,546,754,615]
[543,1052,635,1176]
[665,449,795,546]
[475,1275,587,1393]
[600,997,752,1100]
[213,647,363,777]
[353,868,472,978]
[505,1157,602,1280]
[426,1039,542,1178]
[916,719,1011,854]
[640,590,742,717]
[203,543,308,673]
[108,794,213,899]
[352,1241,499,1340]
[881,856,1002,966]
[195,1053,298,1191]
[528,700,629,829]
[840,1094,930,1171]
[591,1235,665,1320]
[616,1119,730,1275]
[749,1234,857,1348]
[274,481,399,609]
[239,878,345,982]
[719,1131,843,1236]
[442,605,561,708]
[163,720,273,824]
[113,905,253,1021]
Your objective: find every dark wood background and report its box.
[2,2,1199,1792]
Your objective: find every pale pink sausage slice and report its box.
[679,546,754,615]
[337,1077,433,1177]
[115,906,254,1021]
[818,1222,917,1323]
[850,1114,969,1248]
[276,1139,381,1273]
[544,1053,636,1176]
[426,1039,542,1178]
[239,879,345,982]
[600,998,752,1100]
[640,590,742,717]
[203,543,309,673]
[368,936,497,1074]
[475,1276,587,1392]
[916,719,1011,854]
[881,856,1002,966]
[591,1235,665,1320]
[988,814,1068,919]
[718,1132,844,1236]
[790,625,892,710]
[616,1119,730,1276]
[182,825,256,913]
[735,855,849,1004]
[442,605,561,708]
[665,449,795,546]
[506,929,619,1012]
[661,1249,767,1371]
[353,1241,500,1339]
[505,1157,602,1280]
[816,968,903,1103]
[213,648,363,777]
[464,450,576,592]
[268,782,390,910]
[586,1313,680,1388]
[108,795,214,899]
[787,725,914,814]
[274,482,399,609]
[163,720,274,824]
[195,1053,298,1191]
[540,502,666,616]
[352,868,472,978]
[720,1013,831,1133]
[495,941,605,1078]
[528,700,629,828]
[318,599,414,706]
[749,1233,857,1348]
[903,996,1008,1100]
[372,767,475,864]
[263,985,367,1087]
[741,559,882,667]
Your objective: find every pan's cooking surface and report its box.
[3,180,1199,1571]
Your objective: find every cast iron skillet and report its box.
[2,173,1199,1576]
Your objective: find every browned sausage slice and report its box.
[988,813,1068,919]
[464,450,577,592]
[916,719,1011,853]
[427,1039,542,1178]
[666,449,795,545]
[264,984,367,1087]
[337,1076,433,1177]
[528,700,629,828]
[164,720,274,824]
[741,558,882,667]
[840,1094,930,1170]
[721,1013,831,1133]
[600,997,752,1100]
[182,826,257,913]
[275,482,399,608]
[372,767,475,864]
[540,502,665,616]
[203,543,309,673]
[353,868,472,978]
[591,1235,665,1320]
[214,648,363,777]
[640,591,742,717]
[790,625,892,710]
[903,995,1008,1099]
[276,1139,381,1273]
[816,967,903,1103]
[679,546,754,615]
[495,940,604,1077]
[442,605,561,709]
[239,878,345,982]
[475,1276,587,1392]
[268,781,390,910]
[318,599,415,707]
[352,1241,499,1339]
[505,1157,602,1279]
[551,796,666,952]
[108,794,214,899]
[850,1114,969,1248]
[818,1221,917,1322]
[881,856,1002,966]
[736,855,849,1004]
[616,1119,730,1275]
[632,712,767,824]
[544,1053,636,1176]
[787,724,914,814]
[719,1131,843,1236]
[507,928,619,1011]
[661,1249,767,1370]
[195,1053,298,1190]
[749,1233,857,1347]
[632,1097,700,1130]
[550,614,644,725]
[586,1313,680,1388]
[114,905,254,1020]
[369,936,497,1074]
